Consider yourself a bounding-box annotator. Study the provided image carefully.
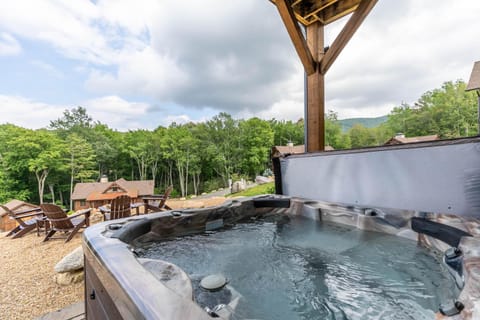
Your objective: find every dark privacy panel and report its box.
[280,138,480,217]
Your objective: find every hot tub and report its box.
[83,196,480,319]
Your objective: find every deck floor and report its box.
[35,301,85,320]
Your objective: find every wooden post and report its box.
[306,22,325,152]
[273,0,378,152]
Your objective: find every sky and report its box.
[0,0,479,131]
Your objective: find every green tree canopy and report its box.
[239,118,274,178]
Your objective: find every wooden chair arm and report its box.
[14,207,42,215]
[69,208,91,219]
[47,209,90,223]
[13,211,43,219]
[142,195,168,201]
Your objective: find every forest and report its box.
[0,80,477,208]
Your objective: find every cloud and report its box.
[324,0,480,115]
[0,95,66,129]
[30,60,64,78]
[83,95,153,130]
[86,47,188,98]
[163,115,194,126]
[0,94,157,131]
[1,0,480,124]
[0,32,21,56]
[237,99,304,122]
[0,0,153,65]
[86,0,297,113]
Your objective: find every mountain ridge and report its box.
[338,115,388,132]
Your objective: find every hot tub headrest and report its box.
[411,217,472,248]
[253,198,290,208]
[111,219,152,244]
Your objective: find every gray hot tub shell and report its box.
[82,196,480,319]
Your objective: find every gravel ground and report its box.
[0,232,83,319]
[0,197,228,319]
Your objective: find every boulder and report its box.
[89,210,104,225]
[231,181,246,194]
[54,246,83,273]
[255,176,272,185]
[54,269,84,286]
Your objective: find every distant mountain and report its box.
[338,115,388,132]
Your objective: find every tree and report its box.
[348,124,376,148]
[0,157,29,203]
[204,113,241,186]
[162,123,198,197]
[239,118,274,178]
[269,118,304,146]
[50,106,94,138]
[150,126,167,188]
[90,124,119,179]
[417,80,477,137]
[4,129,65,203]
[0,124,31,202]
[385,81,477,139]
[66,133,96,209]
[124,130,156,181]
[325,111,351,149]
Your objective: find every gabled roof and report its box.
[71,179,154,200]
[100,181,128,194]
[466,61,480,91]
[86,190,138,201]
[273,145,306,157]
[272,144,334,157]
[0,200,39,217]
[385,134,439,145]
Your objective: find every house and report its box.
[272,144,334,158]
[0,199,40,232]
[384,133,439,146]
[71,177,154,211]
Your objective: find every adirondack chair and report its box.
[100,194,132,221]
[1,205,43,239]
[40,204,91,243]
[142,185,173,213]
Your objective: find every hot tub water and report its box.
[137,215,457,320]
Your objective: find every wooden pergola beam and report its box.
[276,0,316,75]
[306,22,325,152]
[319,0,377,74]
[272,0,378,152]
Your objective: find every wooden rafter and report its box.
[271,0,362,26]
[319,0,377,74]
[276,0,316,75]
[298,0,343,21]
[317,0,361,24]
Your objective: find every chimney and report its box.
[287,141,294,147]
[100,174,108,183]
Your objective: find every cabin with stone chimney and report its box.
[71,177,154,211]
